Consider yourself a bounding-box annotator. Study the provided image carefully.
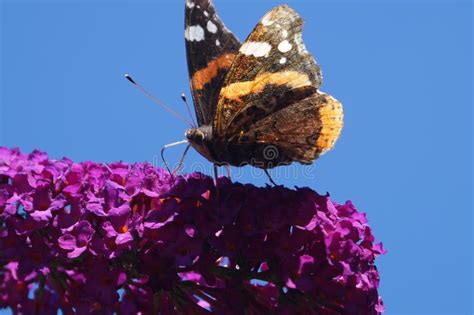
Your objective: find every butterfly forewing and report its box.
[213,5,323,137]
[185,0,241,126]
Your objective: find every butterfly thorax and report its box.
[185,125,293,169]
[185,125,270,168]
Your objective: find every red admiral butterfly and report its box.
[183,0,343,181]
[129,0,343,184]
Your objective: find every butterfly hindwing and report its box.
[185,0,241,126]
[238,92,343,165]
[213,5,323,137]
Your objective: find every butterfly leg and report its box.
[213,163,221,207]
[213,164,219,185]
[264,168,278,186]
[224,163,231,179]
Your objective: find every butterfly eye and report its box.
[185,129,205,144]
[195,131,205,143]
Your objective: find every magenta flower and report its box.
[0,147,385,314]
[58,220,95,258]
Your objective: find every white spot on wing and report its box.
[185,25,205,42]
[216,39,220,46]
[261,13,274,26]
[239,41,272,58]
[186,0,195,9]
[203,10,209,17]
[279,57,287,64]
[282,30,288,38]
[207,20,218,34]
[278,40,292,53]
[253,43,272,57]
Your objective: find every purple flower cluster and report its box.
[0,147,385,314]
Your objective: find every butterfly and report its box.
[183,0,343,181]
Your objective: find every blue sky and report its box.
[1,0,472,314]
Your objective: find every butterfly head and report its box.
[185,127,207,144]
[185,126,214,160]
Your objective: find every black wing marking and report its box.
[185,0,241,126]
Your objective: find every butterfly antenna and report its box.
[125,74,194,128]
[181,93,197,128]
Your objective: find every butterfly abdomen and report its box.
[211,141,291,169]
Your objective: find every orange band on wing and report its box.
[315,94,343,153]
[219,71,312,101]
[191,53,236,90]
